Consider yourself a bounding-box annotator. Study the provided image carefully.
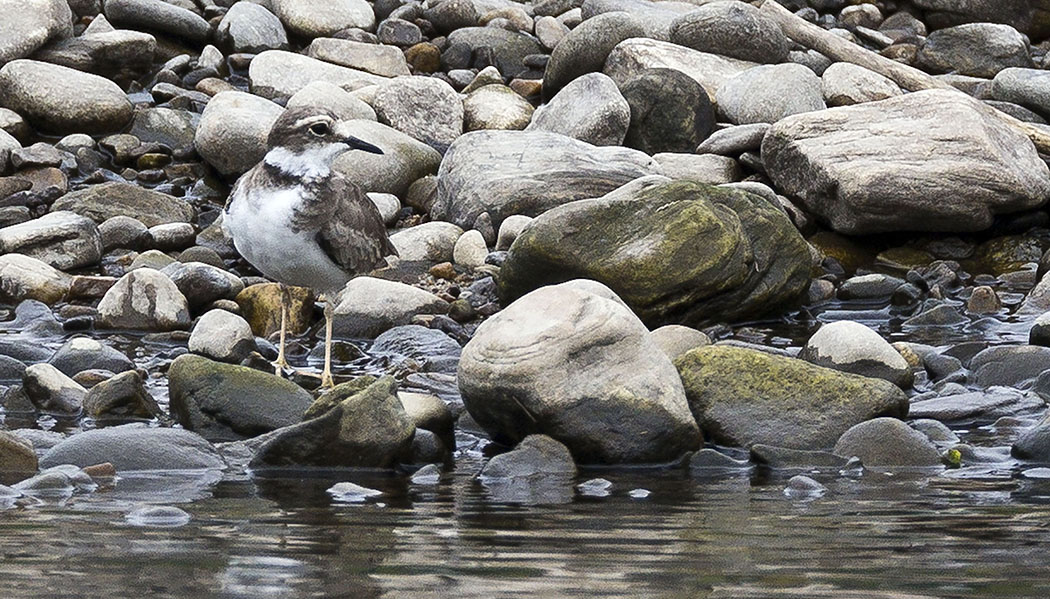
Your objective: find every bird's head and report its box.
[263,106,383,179]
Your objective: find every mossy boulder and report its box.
[235,282,314,337]
[674,345,909,450]
[499,179,810,327]
[249,376,415,469]
[168,354,315,442]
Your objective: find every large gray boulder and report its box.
[216,2,288,54]
[104,0,210,45]
[621,68,715,154]
[668,1,789,64]
[373,76,463,153]
[331,277,449,338]
[675,345,909,450]
[194,91,284,177]
[33,29,157,76]
[541,11,645,101]
[0,59,132,134]
[0,211,101,270]
[248,50,384,100]
[991,67,1050,118]
[432,130,659,230]
[500,179,811,327]
[332,119,442,196]
[0,0,72,67]
[40,424,225,471]
[0,253,71,304]
[52,181,195,226]
[526,73,630,146]
[917,22,1032,78]
[459,280,701,464]
[307,38,410,78]
[249,376,415,468]
[272,0,375,38]
[715,63,826,125]
[168,354,314,442]
[833,417,942,468]
[604,38,756,104]
[763,89,1050,234]
[582,0,694,40]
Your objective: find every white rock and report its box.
[452,229,488,269]
[307,37,409,78]
[389,221,464,262]
[273,0,375,37]
[332,276,449,337]
[23,363,85,414]
[649,324,711,360]
[286,81,376,121]
[249,49,384,100]
[495,214,533,250]
[0,211,101,270]
[194,91,283,177]
[97,268,191,330]
[367,192,400,226]
[189,309,256,363]
[821,62,902,107]
[0,253,71,304]
[800,320,913,388]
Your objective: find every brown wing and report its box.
[313,175,397,275]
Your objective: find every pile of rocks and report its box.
[6,0,1050,494]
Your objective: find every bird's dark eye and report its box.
[309,122,329,136]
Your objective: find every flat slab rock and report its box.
[762,89,1050,234]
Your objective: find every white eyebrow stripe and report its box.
[291,115,334,129]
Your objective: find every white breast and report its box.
[223,185,350,293]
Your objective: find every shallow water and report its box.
[6,455,1050,599]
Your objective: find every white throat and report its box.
[264,145,346,179]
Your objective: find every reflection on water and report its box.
[3,458,1050,598]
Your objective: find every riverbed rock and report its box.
[821,62,903,106]
[373,76,463,153]
[235,282,313,337]
[250,376,415,468]
[390,221,463,262]
[674,345,909,450]
[917,22,1032,78]
[399,390,454,449]
[0,253,70,304]
[500,179,810,326]
[445,27,541,78]
[969,345,1050,388]
[52,181,195,227]
[668,1,789,64]
[33,27,156,76]
[104,0,210,45]
[526,73,630,146]
[459,280,701,464]
[0,211,101,270]
[216,2,288,54]
[332,119,442,196]
[188,309,256,364]
[541,11,644,101]
[288,81,377,122]
[991,67,1050,119]
[462,84,534,131]
[621,68,714,154]
[307,37,409,78]
[1012,411,1050,460]
[168,354,315,442]
[716,63,826,125]
[479,434,577,479]
[763,89,1050,235]
[0,0,72,67]
[909,387,1044,423]
[582,0,692,40]
[433,130,658,230]
[23,362,86,415]
[649,325,710,360]
[96,268,191,331]
[48,336,133,376]
[331,276,449,338]
[273,0,375,38]
[40,424,225,471]
[604,38,757,104]
[163,261,244,310]
[833,417,942,468]
[248,50,384,100]
[0,431,37,485]
[800,321,913,388]
[82,370,162,420]
[194,91,284,177]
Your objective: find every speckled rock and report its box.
[188,309,256,364]
[675,345,909,450]
[526,73,630,146]
[0,253,71,304]
[0,211,101,270]
[331,277,449,338]
[96,268,191,331]
[272,0,375,38]
[52,181,196,226]
[194,91,284,177]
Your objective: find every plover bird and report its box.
[222,106,396,387]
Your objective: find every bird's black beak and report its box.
[344,135,383,155]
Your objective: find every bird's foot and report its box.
[320,370,335,389]
[273,358,291,377]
